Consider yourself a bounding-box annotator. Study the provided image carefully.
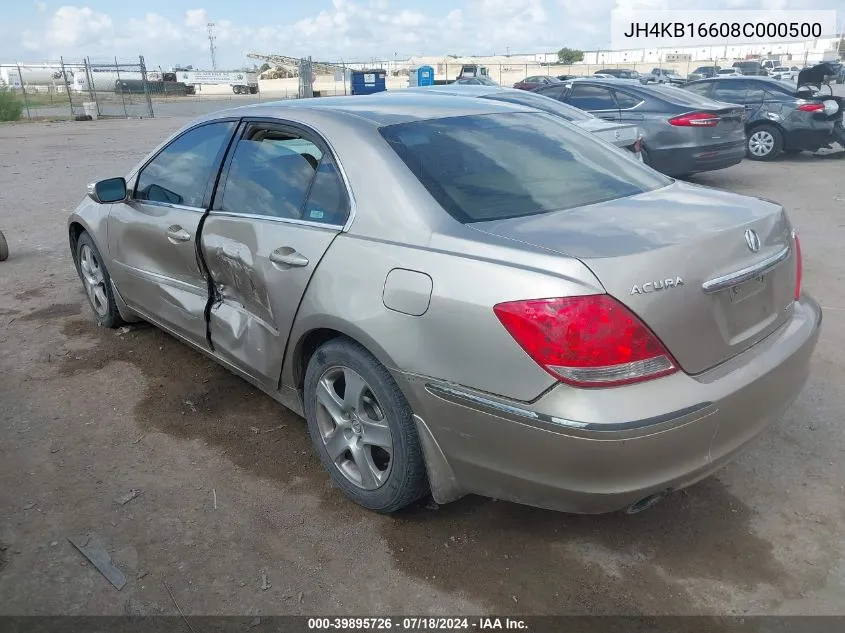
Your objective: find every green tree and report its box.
[0,88,23,122]
[259,63,271,72]
[557,47,584,64]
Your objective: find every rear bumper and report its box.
[782,124,838,151]
[648,140,746,176]
[395,296,822,514]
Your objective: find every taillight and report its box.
[669,112,720,127]
[797,103,824,112]
[792,231,802,300]
[493,295,678,388]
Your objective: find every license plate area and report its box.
[728,274,766,303]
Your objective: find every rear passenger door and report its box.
[612,88,645,125]
[565,84,620,120]
[200,120,351,390]
[712,79,764,120]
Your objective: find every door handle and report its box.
[269,248,309,268]
[166,226,191,243]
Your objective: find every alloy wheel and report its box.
[79,244,109,317]
[314,366,394,490]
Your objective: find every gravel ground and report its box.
[0,113,844,617]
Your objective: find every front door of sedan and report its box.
[565,84,621,121]
[201,120,351,390]
[107,120,238,349]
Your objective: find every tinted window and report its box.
[219,128,349,224]
[613,90,642,108]
[136,121,235,207]
[533,86,567,100]
[684,82,712,97]
[568,84,616,110]
[712,80,752,103]
[379,113,669,224]
[483,90,593,121]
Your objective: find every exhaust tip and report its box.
[625,491,669,515]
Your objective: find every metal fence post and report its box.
[16,63,31,120]
[84,57,101,117]
[115,57,128,118]
[139,55,154,118]
[59,57,73,118]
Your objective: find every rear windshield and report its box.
[379,112,669,224]
[480,91,593,121]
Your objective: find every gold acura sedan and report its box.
[68,95,821,515]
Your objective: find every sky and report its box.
[1,0,843,69]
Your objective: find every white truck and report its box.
[174,70,258,94]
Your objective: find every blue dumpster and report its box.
[351,69,387,95]
[408,65,434,87]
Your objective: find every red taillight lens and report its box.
[798,103,824,112]
[669,112,720,127]
[792,231,802,300]
[493,295,678,388]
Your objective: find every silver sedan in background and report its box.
[68,95,820,516]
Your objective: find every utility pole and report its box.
[207,22,218,70]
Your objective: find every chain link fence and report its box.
[0,56,156,121]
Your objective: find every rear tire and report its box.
[75,232,124,328]
[746,124,783,161]
[303,337,429,513]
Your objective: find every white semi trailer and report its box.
[0,64,70,89]
[174,70,259,94]
[72,68,145,92]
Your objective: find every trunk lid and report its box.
[574,119,639,147]
[470,181,797,375]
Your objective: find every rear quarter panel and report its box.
[284,231,606,403]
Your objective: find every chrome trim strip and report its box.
[425,383,714,433]
[702,244,791,295]
[129,199,206,213]
[205,210,345,230]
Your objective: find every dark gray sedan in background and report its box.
[684,76,844,160]
[532,78,747,177]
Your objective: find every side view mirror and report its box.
[87,177,127,204]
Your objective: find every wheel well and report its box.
[294,328,346,390]
[747,119,784,134]
[68,222,86,265]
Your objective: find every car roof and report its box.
[195,92,530,127]
[400,85,526,98]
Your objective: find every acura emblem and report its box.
[744,229,761,253]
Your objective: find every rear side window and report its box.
[483,90,593,121]
[568,85,616,110]
[218,127,349,225]
[135,121,235,207]
[684,82,712,98]
[613,90,642,109]
[379,113,669,224]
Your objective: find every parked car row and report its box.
[501,65,845,170]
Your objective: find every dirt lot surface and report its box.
[1,112,844,617]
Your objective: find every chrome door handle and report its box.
[166,226,191,243]
[269,248,309,268]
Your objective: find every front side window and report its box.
[218,126,349,225]
[379,112,669,224]
[135,121,235,207]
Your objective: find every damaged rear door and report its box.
[200,120,351,390]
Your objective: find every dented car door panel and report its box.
[201,217,339,389]
[106,119,238,348]
[200,119,350,390]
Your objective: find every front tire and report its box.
[746,125,783,161]
[304,337,429,513]
[75,232,124,328]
